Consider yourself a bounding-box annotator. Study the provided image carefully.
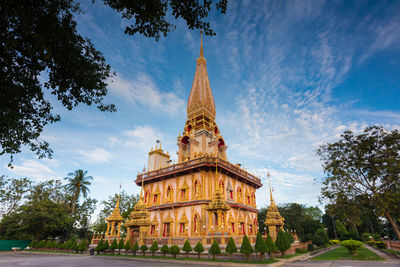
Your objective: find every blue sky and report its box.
[2,0,400,214]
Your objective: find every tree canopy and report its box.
[0,0,227,165]
[318,126,400,240]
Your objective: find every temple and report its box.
[126,33,263,246]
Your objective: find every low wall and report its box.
[385,240,400,251]
[0,240,31,251]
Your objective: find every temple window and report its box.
[180,189,186,200]
[150,225,155,235]
[144,191,148,204]
[249,224,253,234]
[179,223,186,234]
[229,190,233,200]
[240,222,245,235]
[231,222,235,233]
[247,195,250,205]
[153,194,158,203]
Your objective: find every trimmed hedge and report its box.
[341,240,363,256]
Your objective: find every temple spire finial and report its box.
[267,171,274,205]
[199,30,204,58]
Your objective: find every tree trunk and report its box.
[331,215,338,239]
[385,212,400,241]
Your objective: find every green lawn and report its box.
[311,246,384,261]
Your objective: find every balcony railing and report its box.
[136,156,262,186]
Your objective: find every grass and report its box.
[311,246,384,261]
[383,249,400,256]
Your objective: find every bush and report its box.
[102,240,109,251]
[131,242,139,256]
[240,235,253,261]
[70,240,78,252]
[295,248,307,254]
[275,230,290,257]
[194,242,204,259]
[265,233,277,258]
[78,240,87,253]
[161,244,169,256]
[305,233,313,241]
[64,239,73,250]
[316,229,329,245]
[335,220,348,240]
[362,233,373,241]
[375,241,387,249]
[117,238,124,254]
[209,240,221,260]
[169,245,180,259]
[341,240,363,256]
[286,232,295,244]
[182,239,192,256]
[140,244,148,256]
[45,240,52,248]
[255,232,267,260]
[225,237,237,261]
[123,241,131,255]
[29,240,37,248]
[95,239,103,254]
[307,243,314,252]
[329,239,340,245]
[110,239,118,254]
[150,240,159,256]
[312,233,324,247]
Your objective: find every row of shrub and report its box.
[365,240,387,249]
[95,230,300,261]
[28,239,88,253]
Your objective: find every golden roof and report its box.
[105,196,124,222]
[125,179,150,227]
[187,31,216,123]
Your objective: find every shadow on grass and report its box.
[311,246,384,261]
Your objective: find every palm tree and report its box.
[64,169,93,215]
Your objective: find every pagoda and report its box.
[264,172,284,241]
[129,32,263,247]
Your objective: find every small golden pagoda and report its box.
[125,177,151,245]
[104,196,124,242]
[264,172,284,241]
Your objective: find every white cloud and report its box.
[109,73,184,115]
[124,125,163,150]
[8,160,56,180]
[77,148,112,163]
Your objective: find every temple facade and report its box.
[125,34,263,247]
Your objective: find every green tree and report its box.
[316,229,329,244]
[74,198,98,239]
[131,242,139,256]
[150,240,159,256]
[0,0,227,166]
[161,244,169,257]
[95,238,103,255]
[194,242,204,259]
[0,180,72,240]
[225,237,237,261]
[275,229,290,257]
[286,232,294,244]
[0,176,32,217]
[169,245,180,259]
[63,170,93,215]
[110,239,118,254]
[123,241,131,255]
[78,240,87,253]
[335,220,348,240]
[254,232,267,261]
[182,239,192,256]
[209,240,221,260]
[312,233,324,247]
[140,244,148,256]
[318,126,400,240]
[117,238,124,254]
[102,240,109,252]
[240,235,253,261]
[265,233,277,258]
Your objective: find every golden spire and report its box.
[187,30,216,123]
[268,171,274,205]
[199,30,204,58]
